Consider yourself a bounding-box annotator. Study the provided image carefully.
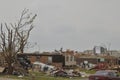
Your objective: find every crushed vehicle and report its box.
[89,70,120,80]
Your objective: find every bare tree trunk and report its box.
[5,58,14,74]
[7,63,13,74]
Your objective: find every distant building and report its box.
[76,54,118,68]
[62,49,76,67]
[93,46,107,54]
[17,52,65,68]
[84,50,94,54]
[107,50,120,58]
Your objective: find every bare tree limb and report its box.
[0,9,37,74]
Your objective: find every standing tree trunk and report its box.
[7,62,13,74]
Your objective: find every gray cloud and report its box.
[0,0,120,52]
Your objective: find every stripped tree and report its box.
[0,9,37,74]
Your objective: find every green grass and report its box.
[0,71,86,80]
[79,69,96,74]
[0,74,21,79]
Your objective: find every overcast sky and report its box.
[0,0,120,52]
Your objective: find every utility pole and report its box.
[108,43,111,51]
